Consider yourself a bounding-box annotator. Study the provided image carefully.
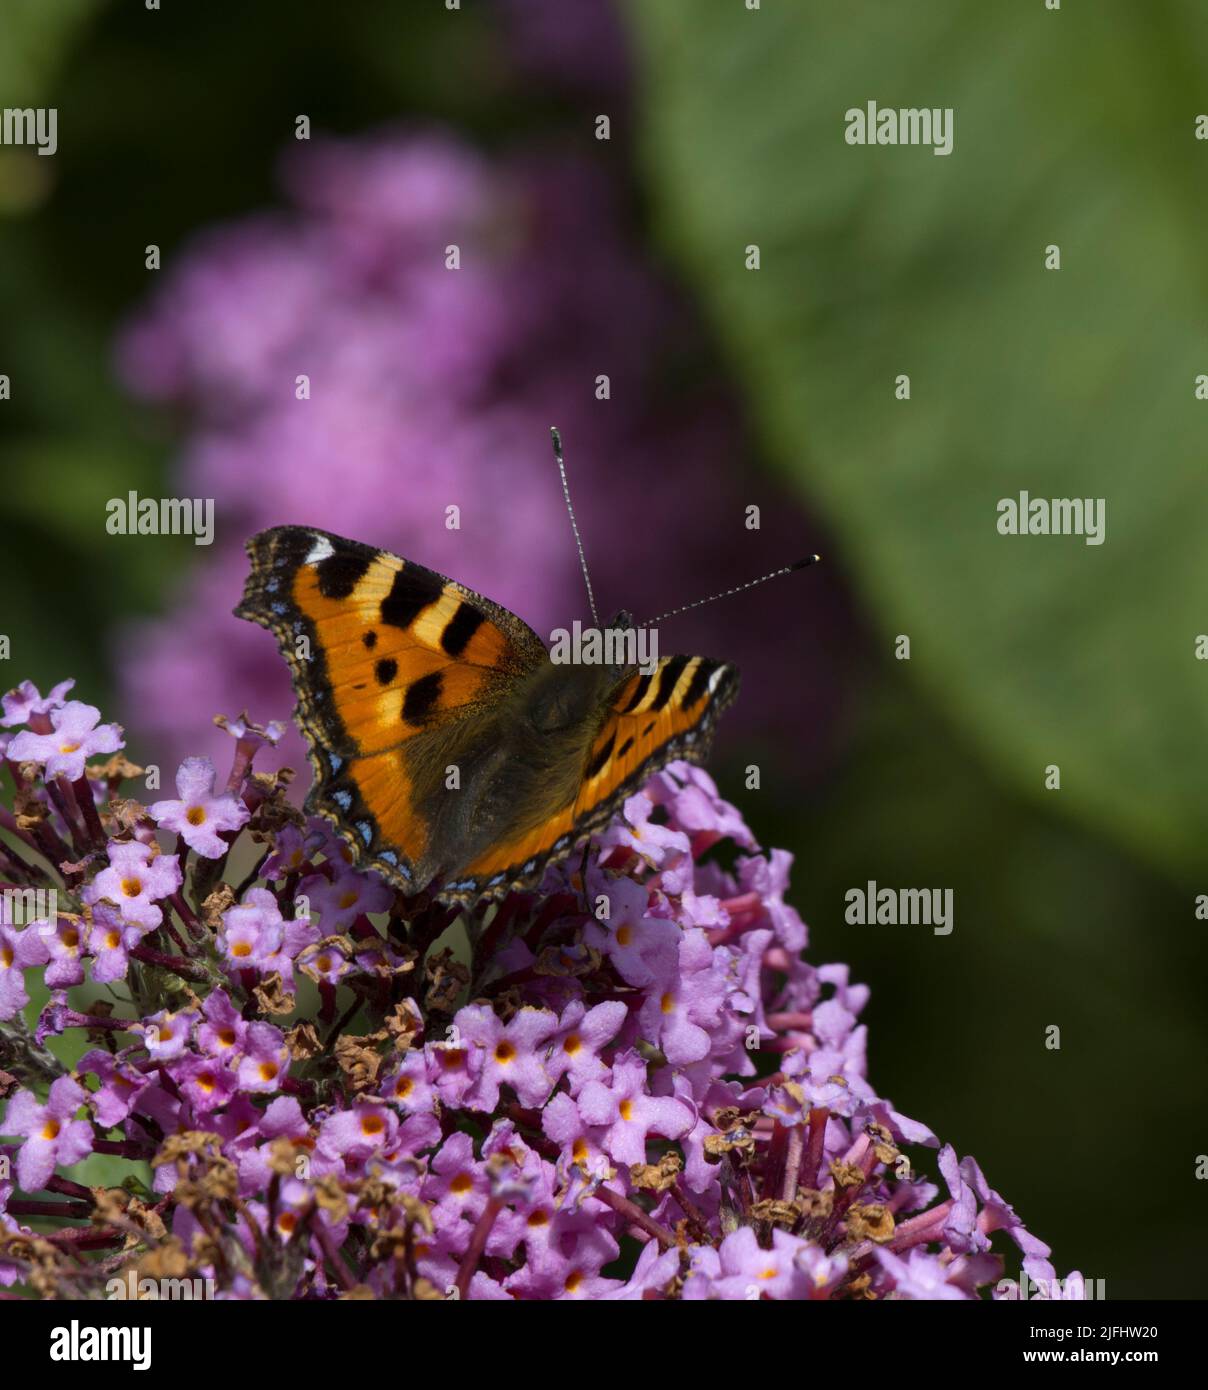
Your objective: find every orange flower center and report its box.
[494,1041,516,1064]
[120,878,143,898]
[563,1034,582,1055]
[186,806,207,826]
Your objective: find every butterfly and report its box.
[235,525,740,905]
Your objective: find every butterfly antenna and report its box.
[550,426,600,627]
[642,554,821,627]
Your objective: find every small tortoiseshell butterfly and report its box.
[236,528,742,904]
[236,435,816,906]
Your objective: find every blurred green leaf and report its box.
[626,0,1208,879]
[0,0,100,94]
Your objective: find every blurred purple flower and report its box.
[114,128,848,780]
[495,0,630,96]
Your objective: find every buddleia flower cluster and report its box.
[0,678,1080,1300]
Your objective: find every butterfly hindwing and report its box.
[451,654,739,894]
[235,526,547,892]
[575,653,739,827]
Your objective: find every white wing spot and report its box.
[305,534,335,565]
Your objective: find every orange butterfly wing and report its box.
[236,526,546,892]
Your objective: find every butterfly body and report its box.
[236,526,738,903]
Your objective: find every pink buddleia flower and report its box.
[197,989,248,1059]
[8,700,123,782]
[236,1022,290,1094]
[0,922,50,1021]
[84,840,182,931]
[148,756,250,857]
[706,1227,817,1301]
[598,790,690,868]
[40,917,87,989]
[4,1077,94,1191]
[576,1051,694,1166]
[544,999,627,1094]
[176,1055,239,1113]
[300,867,392,932]
[138,1007,197,1061]
[77,1050,151,1128]
[85,905,143,984]
[0,678,76,727]
[455,1003,559,1112]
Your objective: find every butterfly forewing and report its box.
[236,526,546,890]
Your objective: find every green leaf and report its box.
[625,0,1208,877]
[0,0,100,96]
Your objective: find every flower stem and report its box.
[455,1196,502,1298]
[590,1184,677,1250]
